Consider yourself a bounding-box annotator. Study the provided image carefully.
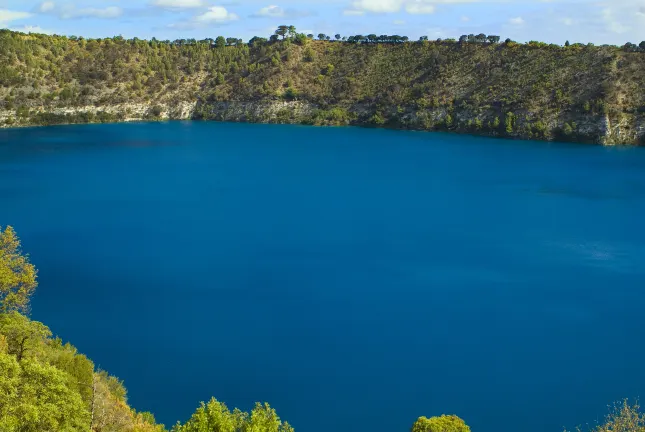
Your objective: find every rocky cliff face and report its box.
[2,99,641,146]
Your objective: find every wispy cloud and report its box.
[0,8,32,24]
[168,5,238,30]
[150,0,206,9]
[36,2,123,19]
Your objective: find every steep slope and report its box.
[0,29,644,144]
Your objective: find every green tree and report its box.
[563,122,574,136]
[412,415,471,432]
[249,402,294,432]
[0,226,38,313]
[275,26,289,40]
[175,398,293,432]
[0,352,90,432]
[215,36,226,48]
[504,112,516,134]
[566,400,645,432]
[0,312,51,362]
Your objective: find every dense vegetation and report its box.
[1,27,644,144]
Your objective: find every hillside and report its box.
[0,28,645,144]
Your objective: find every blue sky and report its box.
[0,0,644,45]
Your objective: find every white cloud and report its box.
[252,5,285,17]
[344,0,477,16]
[150,0,206,8]
[249,5,313,19]
[601,7,629,34]
[195,6,238,23]
[405,0,436,14]
[497,0,645,45]
[509,16,525,25]
[62,7,122,19]
[38,1,55,13]
[37,3,122,19]
[12,24,52,34]
[347,0,402,14]
[168,5,238,29]
[0,9,32,24]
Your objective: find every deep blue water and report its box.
[1,121,645,432]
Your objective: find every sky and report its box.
[0,0,644,45]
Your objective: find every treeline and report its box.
[51,25,645,51]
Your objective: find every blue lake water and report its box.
[1,121,645,432]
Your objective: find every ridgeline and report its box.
[1,27,645,144]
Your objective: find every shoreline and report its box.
[1,101,641,146]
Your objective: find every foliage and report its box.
[0,352,90,432]
[412,415,471,432]
[0,226,37,313]
[172,399,294,432]
[567,400,645,432]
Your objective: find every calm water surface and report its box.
[1,122,645,432]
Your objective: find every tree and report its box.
[293,33,308,45]
[505,112,516,133]
[565,40,570,47]
[419,36,429,41]
[0,311,51,361]
[623,42,639,52]
[640,41,645,51]
[335,34,341,40]
[249,36,267,47]
[287,25,296,38]
[412,415,471,432]
[275,25,289,40]
[92,373,134,431]
[487,35,500,44]
[0,353,90,432]
[174,398,293,432]
[0,226,38,313]
[215,36,225,48]
[317,33,327,41]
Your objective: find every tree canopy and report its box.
[0,226,37,313]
